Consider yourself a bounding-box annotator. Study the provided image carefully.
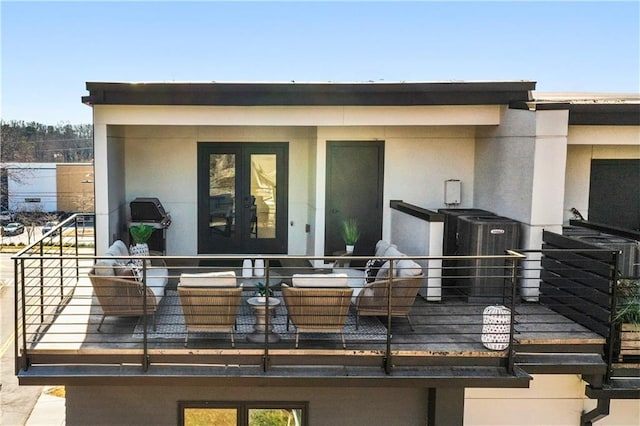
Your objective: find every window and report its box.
[179,401,307,426]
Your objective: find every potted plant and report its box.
[614,278,640,360]
[255,281,273,303]
[342,218,360,253]
[129,224,155,261]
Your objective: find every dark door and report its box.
[198,143,288,254]
[589,159,640,231]
[325,141,384,255]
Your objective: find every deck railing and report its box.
[14,217,627,379]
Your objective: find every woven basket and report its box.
[481,305,511,350]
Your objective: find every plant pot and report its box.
[345,245,355,254]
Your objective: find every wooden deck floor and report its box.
[28,274,604,358]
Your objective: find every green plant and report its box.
[341,218,360,245]
[129,224,155,245]
[615,279,640,327]
[255,282,273,297]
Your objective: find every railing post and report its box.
[17,257,29,371]
[507,256,519,374]
[142,260,149,372]
[605,251,620,383]
[384,259,394,374]
[59,232,65,301]
[74,218,80,279]
[39,243,45,324]
[263,259,271,372]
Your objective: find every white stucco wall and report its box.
[316,126,476,249]
[95,103,631,260]
[465,374,640,425]
[120,125,315,256]
[95,124,481,256]
[6,162,57,212]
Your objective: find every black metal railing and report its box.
[15,252,527,373]
[13,223,631,381]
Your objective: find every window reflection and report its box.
[250,154,276,239]
[209,154,235,237]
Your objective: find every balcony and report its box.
[12,216,638,395]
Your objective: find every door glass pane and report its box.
[209,154,236,237]
[249,408,303,426]
[250,154,276,239]
[184,408,237,426]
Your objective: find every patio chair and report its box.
[177,271,243,348]
[88,270,160,332]
[281,283,353,349]
[354,275,423,331]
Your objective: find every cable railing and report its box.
[14,221,631,379]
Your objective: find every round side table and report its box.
[246,296,281,343]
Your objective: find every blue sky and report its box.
[1,1,639,125]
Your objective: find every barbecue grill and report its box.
[128,197,171,254]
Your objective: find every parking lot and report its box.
[0,224,95,249]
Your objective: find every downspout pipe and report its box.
[580,398,610,426]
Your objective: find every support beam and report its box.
[428,387,464,426]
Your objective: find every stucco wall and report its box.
[91,104,499,255]
[65,376,640,425]
[105,126,126,249]
[65,385,428,426]
[317,126,476,245]
[465,374,640,425]
[122,125,315,255]
[102,124,478,256]
[474,108,536,224]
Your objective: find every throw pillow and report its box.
[129,243,150,267]
[365,259,386,283]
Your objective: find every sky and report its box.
[1,1,639,125]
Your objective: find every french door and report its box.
[198,143,288,254]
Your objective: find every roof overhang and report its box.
[511,92,640,125]
[82,81,535,107]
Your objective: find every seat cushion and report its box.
[143,267,169,304]
[292,273,349,288]
[179,271,237,287]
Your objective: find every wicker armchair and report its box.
[354,275,423,331]
[177,285,243,348]
[281,284,354,348]
[88,271,159,332]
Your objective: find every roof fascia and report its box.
[82,81,535,107]
[510,101,640,125]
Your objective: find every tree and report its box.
[13,206,57,245]
[0,120,93,163]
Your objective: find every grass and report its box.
[45,386,66,398]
